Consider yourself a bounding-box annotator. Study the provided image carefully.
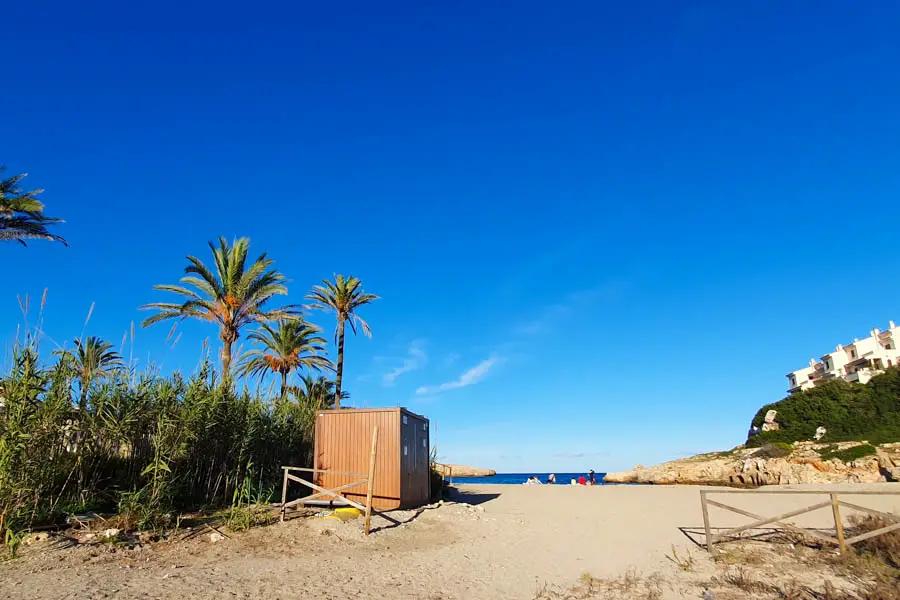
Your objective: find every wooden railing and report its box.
[432,462,453,484]
[279,426,379,535]
[700,488,900,553]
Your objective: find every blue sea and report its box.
[450,472,608,485]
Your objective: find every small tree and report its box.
[239,318,333,398]
[53,337,123,410]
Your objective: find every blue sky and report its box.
[3,1,900,473]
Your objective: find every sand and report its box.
[3,482,899,600]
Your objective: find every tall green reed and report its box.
[0,316,318,555]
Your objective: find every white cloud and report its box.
[415,354,500,395]
[513,303,570,335]
[382,343,427,387]
[513,281,630,336]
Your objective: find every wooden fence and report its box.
[433,462,454,484]
[700,488,900,553]
[279,426,379,535]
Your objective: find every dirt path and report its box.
[3,483,899,599]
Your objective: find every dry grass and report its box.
[535,569,664,600]
[777,579,900,600]
[715,565,777,594]
[713,544,768,567]
[665,544,696,571]
[851,516,900,571]
[539,516,900,600]
[711,516,900,600]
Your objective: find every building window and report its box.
[404,445,408,456]
[402,415,408,425]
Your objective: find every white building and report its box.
[787,321,900,393]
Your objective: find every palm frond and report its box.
[139,311,186,328]
[142,237,291,373]
[151,284,204,301]
[184,255,224,299]
[0,169,67,246]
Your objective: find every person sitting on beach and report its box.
[547,473,556,484]
[578,475,587,486]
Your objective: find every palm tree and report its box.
[238,318,333,397]
[306,275,378,409]
[140,237,294,376]
[290,374,349,410]
[0,168,67,246]
[54,337,123,409]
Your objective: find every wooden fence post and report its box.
[280,468,289,523]
[364,426,379,535]
[831,493,847,553]
[701,490,714,552]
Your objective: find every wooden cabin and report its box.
[313,407,431,510]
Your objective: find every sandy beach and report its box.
[3,482,899,599]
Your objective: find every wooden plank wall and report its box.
[315,409,401,510]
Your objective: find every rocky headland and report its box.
[603,441,900,486]
[436,464,496,478]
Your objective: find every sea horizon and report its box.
[450,472,609,485]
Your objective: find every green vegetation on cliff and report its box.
[818,443,877,462]
[748,367,900,447]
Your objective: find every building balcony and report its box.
[845,369,878,384]
[788,379,817,394]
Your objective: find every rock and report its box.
[437,464,496,478]
[209,532,225,543]
[23,532,50,546]
[761,410,780,432]
[877,452,896,469]
[815,426,827,440]
[103,529,121,539]
[603,441,887,486]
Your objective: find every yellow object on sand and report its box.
[323,507,362,521]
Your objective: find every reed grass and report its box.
[0,307,321,557]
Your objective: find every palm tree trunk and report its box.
[221,340,233,377]
[280,371,288,399]
[335,318,345,409]
[79,379,88,411]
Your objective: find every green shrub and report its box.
[754,442,793,459]
[820,444,877,463]
[747,368,900,447]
